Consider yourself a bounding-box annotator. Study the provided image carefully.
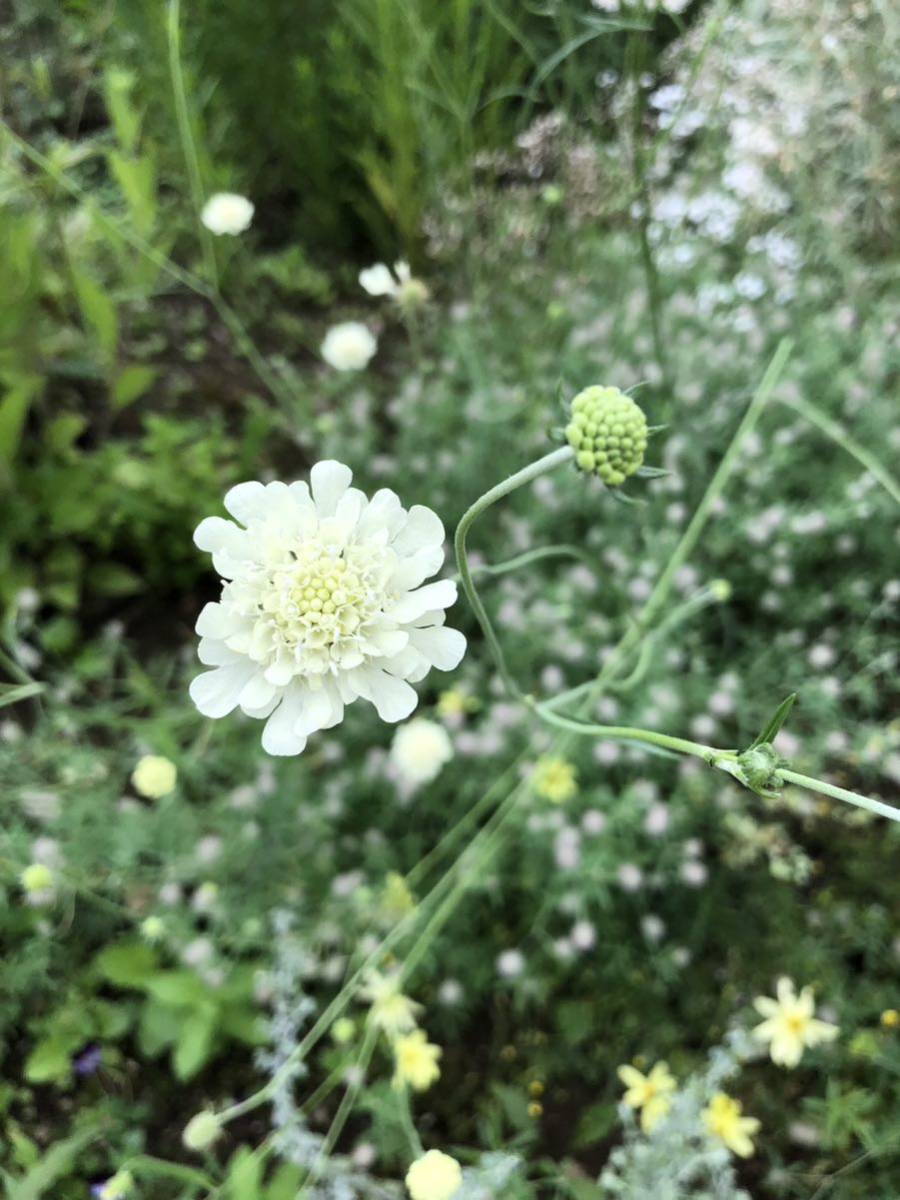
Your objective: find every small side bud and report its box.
[709,579,732,602]
[182,1110,222,1152]
[565,387,649,487]
[736,743,784,795]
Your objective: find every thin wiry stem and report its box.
[453,444,574,698]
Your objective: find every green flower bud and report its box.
[736,743,783,795]
[565,387,648,486]
[182,1110,222,1152]
[709,579,732,602]
[21,863,54,893]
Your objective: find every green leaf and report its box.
[226,1148,265,1200]
[144,970,210,1008]
[0,682,44,709]
[265,1164,303,1200]
[71,267,118,358]
[23,1037,73,1084]
[112,364,157,409]
[4,1124,101,1200]
[88,562,142,597]
[748,692,797,750]
[127,1155,216,1193]
[173,1009,216,1080]
[95,941,158,988]
[219,1006,269,1046]
[103,68,141,153]
[137,999,178,1058]
[0,374,42,463]
[573,1101,617,1149]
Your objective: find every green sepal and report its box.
[747,693,797,751]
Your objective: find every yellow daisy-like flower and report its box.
[393,1029,442,1091]
[753,977,838,1068]
[361,970,421,1036]
[436,688,470,720]
[532,756,578,804]
[617,1061,676,1132]
[703,1092,760,1158]
[131,754,177,799]
[405,1150,462,1200]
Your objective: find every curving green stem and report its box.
[530,700,735,764]
[778,769,900,824]
[453,444,575,698]
[532,703,900,824]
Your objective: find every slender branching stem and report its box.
[453,445,574,698]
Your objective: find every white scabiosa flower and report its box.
[321,322,377,371]
[189,461,466,755]
[200,192,254,236]
[359,263,398,296]
[390,718,453,788]
[359,261,429,308]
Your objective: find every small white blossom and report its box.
[200,192,254,236]
[320,322,377,371]
[390,718,453,788]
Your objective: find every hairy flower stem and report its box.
[778,770,900,824]
[454,445,574,698]
[166,0,218,290]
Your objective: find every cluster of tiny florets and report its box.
[565,386,648,485]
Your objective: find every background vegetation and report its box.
[1,0,898,1197]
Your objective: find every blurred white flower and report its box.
[390,718,453,788]
[360,260,430,308]
[497,949,525,978]
[200,192,254,236]
[321,322,377,371]
[190,462,465,755]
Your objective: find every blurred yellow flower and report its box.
[131,754,177,799]
[703,1092,760,1157]
[617,1061,676,1132]
[753,977,838,1067]
[20,863,53,893]
[881,1008,900,1029]
[380,872,416,921]
[405,1150,461,1200]
[362,971,421,1036]
[532,756,578,803]
[393,1029,441,1091]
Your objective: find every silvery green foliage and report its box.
[257,910,398,1199]
[457,1153,522,1200]
[598,1031,756,1200]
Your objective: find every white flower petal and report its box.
[350,667,418,723]
[239,673,277,711]
[388,580,457,623]
[193,516,243,553]
[409,626,466,671]
[357,489,404,539]
[359,263,396,296]
[198,637,243,666]
[392,505,445,555]
[223,481,267,525]
[390,546,444,593]
[195,602,244,640]
[311,460,353,517]
[261,688,309,756]
[190,662,256,718]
